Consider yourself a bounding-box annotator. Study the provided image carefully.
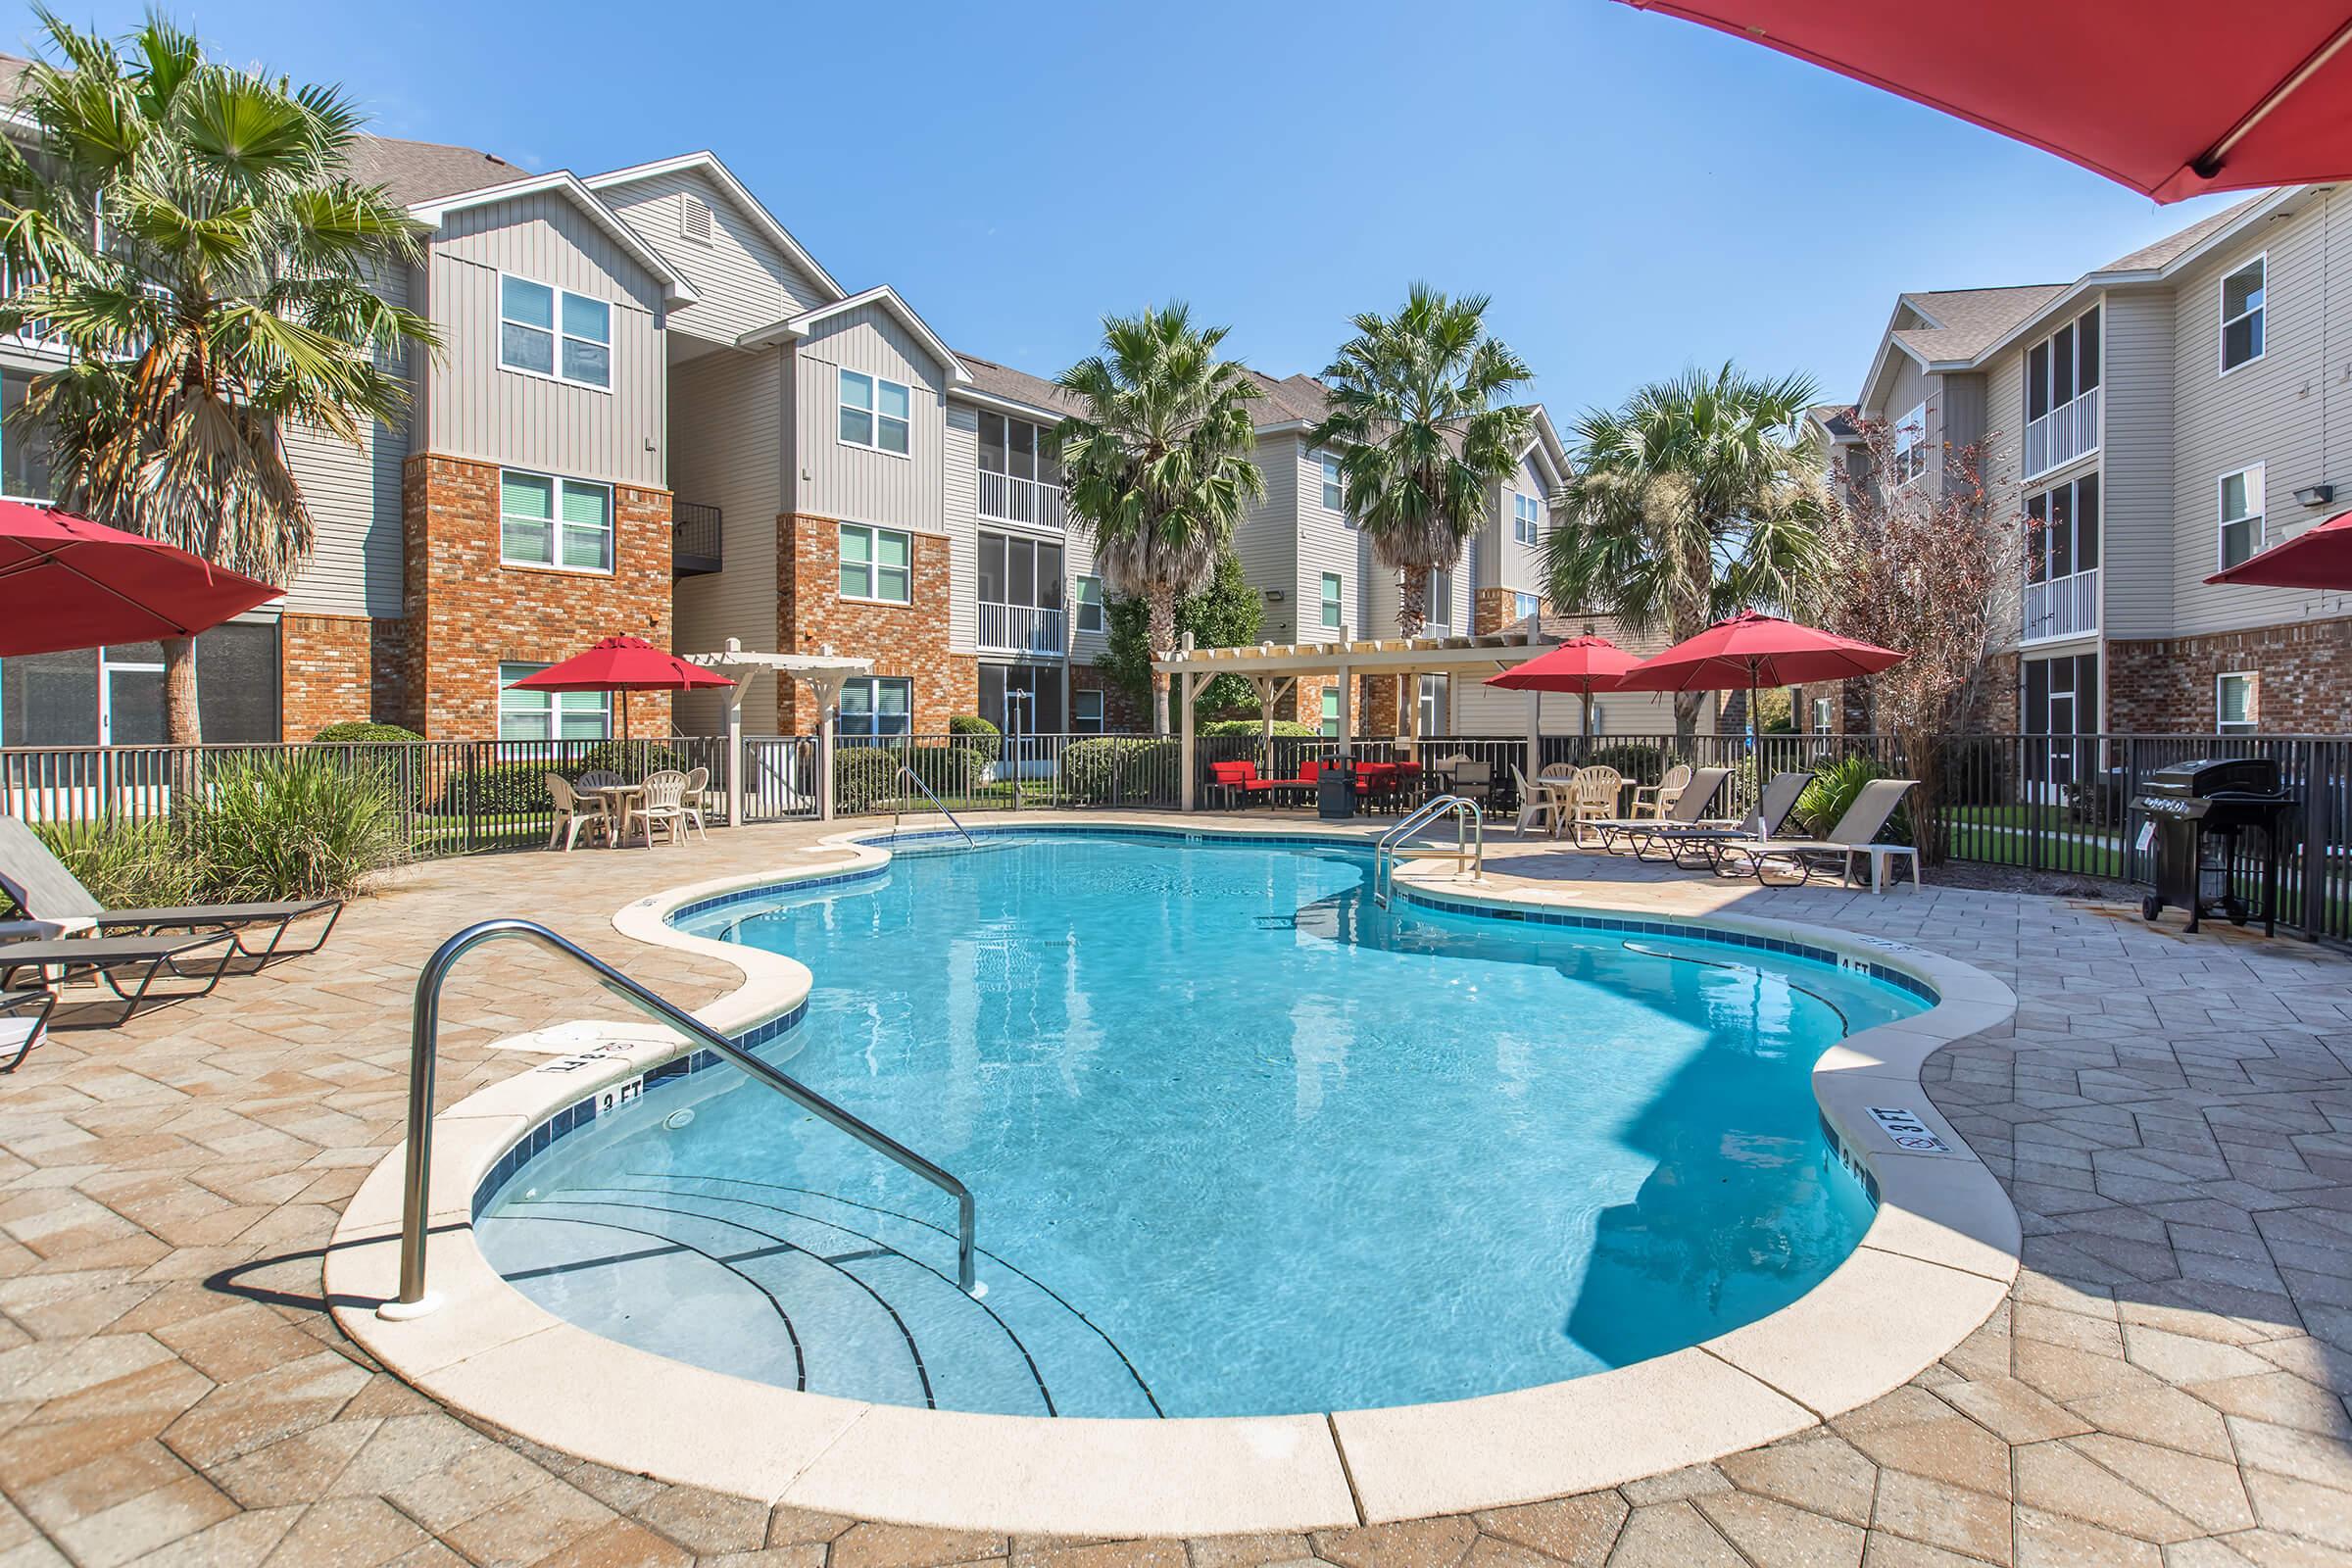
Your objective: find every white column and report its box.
[723,674,750,827]
[808,674,843,822]
[1335,662,1353,759]
[1178,669,1197,812]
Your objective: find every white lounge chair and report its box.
[1590,767,1733,852]
[1716,777,1920,889]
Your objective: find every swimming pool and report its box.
[474,829,1931,1419]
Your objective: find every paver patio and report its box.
[2,813,2349,1567]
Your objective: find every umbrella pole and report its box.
[620,690,631,744]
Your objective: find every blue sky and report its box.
[32,0,2240,420]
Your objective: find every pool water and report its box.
[476,832,1923,1418]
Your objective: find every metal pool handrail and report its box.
[894,764,976,847]
[1373,794,1484,907]
[383,917,978,1319]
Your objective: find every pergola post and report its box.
[804,672,845,822]
[1335,662,1353,759]
[722,673,753,827]
[1178,670,1198,812]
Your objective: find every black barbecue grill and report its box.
[2130,758,2295,935]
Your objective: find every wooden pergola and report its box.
[1152,631,1552,811]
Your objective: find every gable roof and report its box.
[1806,404,1861,442]
[1888,284,2070,366]
[1244,370,1334,430]
[746,284,971,382]
[954,352,1077,417]
[345,135,526,205]
[407,171,699,306]
[2101,193,2266,272]
[583,152,847,305]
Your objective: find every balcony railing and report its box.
[2023,566,2099,643]
[978,601,1066,655]
[0,259,65,351]
[673,501,721,577]
[978,469,1065,529]
[2024,385,2100,479]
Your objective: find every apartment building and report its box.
[1812,184,2352,753]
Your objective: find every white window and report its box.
[498,662,611,742]
[2216,671,2257,735]
[839,368,911,455]
[1075,574,1104,633]
[1811,695,1835,731]
[499,275,611,389]
[1317,450,1344,512]
[2221,256,2266,373]
[1073,689,1105,733]
[838,676,911,738]
[1890,401,1929,486]
[839,523,912,603]
[1513,590,1540,622]
[2218,465,2265,569]
[1512,493,1541,545]
[1320,570,1343,630]
[499,469,613,572]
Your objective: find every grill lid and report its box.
[2141,757,2282,798]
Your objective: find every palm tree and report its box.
[1544,363,1830,747]
[0,11,438,745]
[1311,283,1533,637]
[1056,304,1264,732]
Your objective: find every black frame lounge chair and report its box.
[1,929,240,1028]
[1619,770,1812,867]
[0,816,341,962]
[1715,777,1920,887]
[1592,767,1735,853]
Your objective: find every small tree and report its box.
[1099,548,1262,723]
[1815,416,2027,864]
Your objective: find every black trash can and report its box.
[1317,760,1355,819]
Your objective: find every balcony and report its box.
[978,469,1065,529]
[2023,566,2099,643]
[673,501,721,577]
[978,601,1066,655]
[2024,385,2100,479]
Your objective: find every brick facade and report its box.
[279,614,378,741]
[1474,587,1543,636]
[775,514,973,733]
[2108,616,2352,734]
[397,454,674,738]
[1069,664,1147,733]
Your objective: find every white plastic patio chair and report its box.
[680,766,711,843]
[545,774,611,852]
[1508,764,1558,838]
[637,770,691,848]
[1631,763,1692,821]
[1567,765,1623,844]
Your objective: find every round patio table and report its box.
[590,783,649,848]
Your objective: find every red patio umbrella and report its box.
[1486,634,1642,740]
[1618,1,2352,202]
[2205,510,2352,590]
[0,500,284,657]
[507,635,732,740]
[1619,612,1906,740]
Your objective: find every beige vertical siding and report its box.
[597,167,832,345]
[667,345,784,734]
[2100,288,2176,640]
[1233,433,1299,641]
[1941,371,1987,456]
[423,194,666,489]
[2169,191,2345,637]
[794,307,947,533]
[283,263,415,617]
[1486,453,1552,594]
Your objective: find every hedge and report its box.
[835,747,901,813]
[947,714,1002,759]
[1199,719,1319,738]
[1586,743,1669,782]
[1059,736,1178,805]
[313,721,423,745]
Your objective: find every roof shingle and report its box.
[1891,283,2070,364]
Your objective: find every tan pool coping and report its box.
[324,813,2022,1536]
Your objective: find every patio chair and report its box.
[637,770,691,848]
[1592,767,1733,853]
[1508,764,1559,838]
[1565,765,1624,845]
[680,766,711,842]
[545,774,611,852]
[1716,777,1920,888]
[1448,759,1494,809]
[0,815,341,962]
[577,769,624,791]
[0,927,241,1028]
[1630,763,1693,821]
[1631,770,1812,868]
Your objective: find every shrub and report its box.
[948,714,1002,759]
[192,754,409,902]
[433,760,552,817]
[1795,755,1911,846]
[1587,743,1667,782]
[313,721,423,745]
[1060,736,1178,805]
[1936,736,2011,808]
[906,745,991,796]
[30,818,200,912]
[567,740,688,780]
[1199,719,1320,738]
[834,746,901,813]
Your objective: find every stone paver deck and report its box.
[2,814,2349,1567]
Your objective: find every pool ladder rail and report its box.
[381,918,980,1321]
[894,764,976,848]
[1373,794,1484,907]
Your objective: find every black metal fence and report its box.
[8,727,2347,942]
